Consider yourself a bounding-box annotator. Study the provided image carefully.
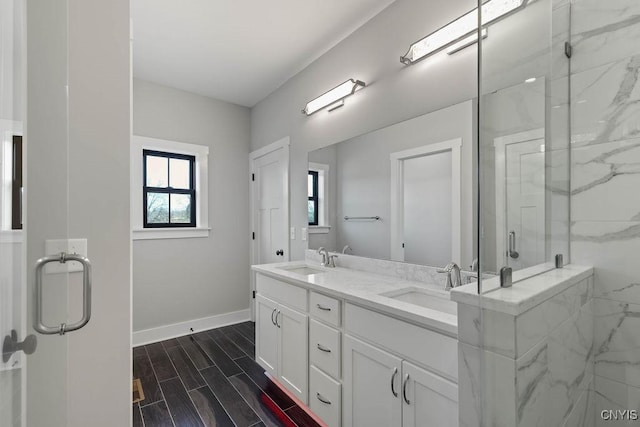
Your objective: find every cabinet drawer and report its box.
[309,319,341,379]
[310,292,341,326]
[310,365,342,427]
[345,303,458,382]
[256,274,307,312]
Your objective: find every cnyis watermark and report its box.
[600,410,639,421]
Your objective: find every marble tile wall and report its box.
[457,275,594,427]
[570,0,640,423]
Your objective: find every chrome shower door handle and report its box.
[508,231,520,259]
[34,252,92,335]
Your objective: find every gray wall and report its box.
[251,0,477,260]
[132,78,251,333]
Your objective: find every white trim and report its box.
[249,136,290,161]
[249,137,290,321]
[132,308,251,347]
[132,227,210,240]
[131,135,210,240]
[308,161,330,227]
[390,138,463,264]
[493,129,544,267]
[308,226,331,234]
[0,230,23,243]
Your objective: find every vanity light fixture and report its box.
[446,28,488,55]
[302,79,366,115]
[401,0,527,65]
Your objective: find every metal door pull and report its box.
[317,343,331,353]
[316,392,331,405]
[34,252,92,335]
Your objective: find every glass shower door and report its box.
[1,1,87,425]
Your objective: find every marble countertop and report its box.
[252,261,458,337]
[450,264,594,316]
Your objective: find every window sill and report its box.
[132,227,210,240]
[308,226,331,235]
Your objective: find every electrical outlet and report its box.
[44,239,88,274]
[301,227,308,241]
[290,227,295,240]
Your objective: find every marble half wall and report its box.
[456,272,594,427]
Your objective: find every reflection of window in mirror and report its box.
[308,162,329,233]
[308,170,318,225]
[12,135,23,230]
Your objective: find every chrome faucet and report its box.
[317,247,329,266]
[327,254,338,268]
[438,262,462,291]
[317,247,337,268]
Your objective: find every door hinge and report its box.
[252,290,256,299]
[251,173,255,181]
[252,232,255,240]
[402,243,405,248]
[564,41,572,59]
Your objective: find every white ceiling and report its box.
[132,0,396,107]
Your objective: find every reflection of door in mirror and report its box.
[403,152,452,266]
[495,130,546,269]
[390,139,461,266]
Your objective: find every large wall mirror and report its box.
[307,100,476,270]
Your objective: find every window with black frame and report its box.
[308,170,319,225]
[143,149,196,227]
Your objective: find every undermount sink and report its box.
[380,286,456,315]
[279,265,325,276]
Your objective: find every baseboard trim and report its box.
[132,309,251,347]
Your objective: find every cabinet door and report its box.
[343,335,402,427]
[278,303,308,404]
[401,361,458,427]
[255,294,279,377]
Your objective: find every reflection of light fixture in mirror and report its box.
[302,79,366,115]
[446,28,488,55]
[401,0,527,65]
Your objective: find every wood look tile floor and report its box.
[132,321,322,427]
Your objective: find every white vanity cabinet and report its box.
[255,276,309,404]
[308,291,343,426]
[254,271,458,427]
[343,303,458,427]
[402,360,458,427]
[343,335,402,427]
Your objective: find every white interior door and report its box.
[403,151,453,266]
[252,141,289,264]
[505,139,546,269]
[250,138,289,320]
[390,139,462,265]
